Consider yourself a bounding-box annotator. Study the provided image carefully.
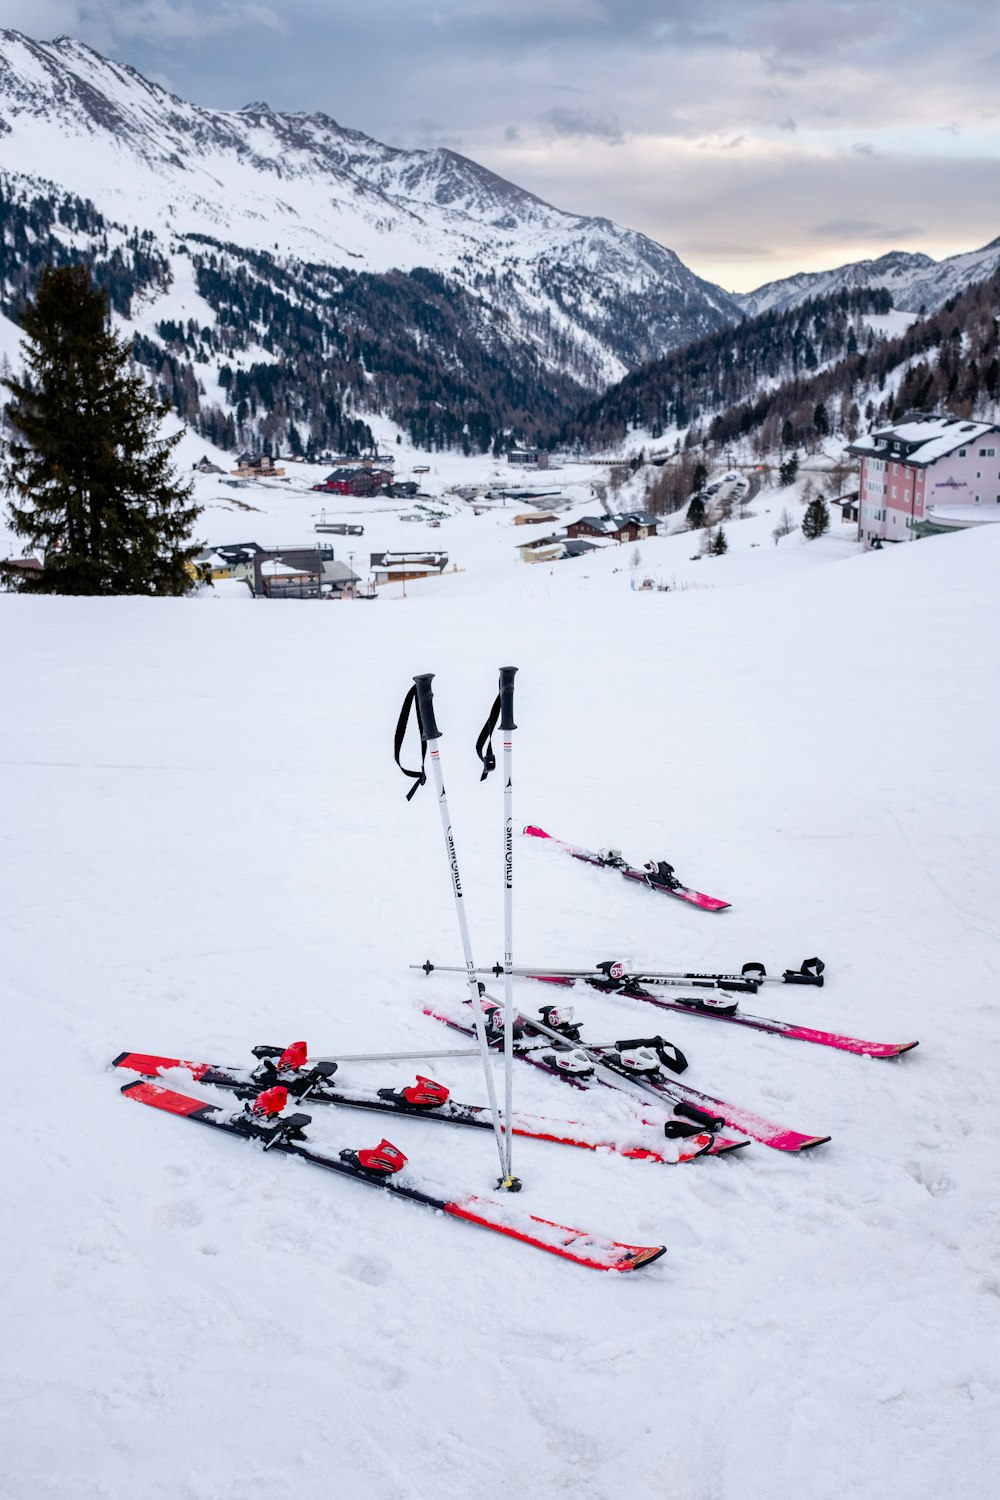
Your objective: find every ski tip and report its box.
[522,824,550,838]
[622,1244,668,1271]
[709,1138,752,1156]
[883,1041,920,1057]
[110,1051,131,1068]
[798,1135,833,1151]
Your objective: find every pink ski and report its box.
[523,825,730,911]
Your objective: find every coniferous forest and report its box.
[2,170,998,459]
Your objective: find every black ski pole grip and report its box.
[672,1101,726,1132]
[499,665,518,731]
[783,958,824,987]
[412,673,442,740]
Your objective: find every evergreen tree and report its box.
[802,495,831,540]
[2,264,201,594]
[686,494,706,529]
[779,452,799,486]
[711,526,728,555]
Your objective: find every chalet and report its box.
[847,413,1000,545]
[0,555,43,587]
[194,550,234,581]
[232,453,286,479]
[370,550,449,584]
[514,512,558,526]
[516,536,597,564]
[565,512,659,543]
[517,535,564,564]
[315,522,365,536]
[204,542,264,582]
[507,449,549,469]
[315,467,394,496]
[251,548,323,599]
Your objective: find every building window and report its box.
[891,486,897,498]
[959,448,967,457]
[979,448,996,457]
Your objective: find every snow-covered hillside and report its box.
[0,29,738,396]
[3,493,999,1496]
[738,239,1000,318]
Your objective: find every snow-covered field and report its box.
[3,493,1000,1498]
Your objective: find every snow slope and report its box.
[0,30,738,391]
[2,512,999,1497]
[738,239,1000,317]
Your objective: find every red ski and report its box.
[111,1048,714,1164]
[120,1079,667,1273]
[523,825,730,911]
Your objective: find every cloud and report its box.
[810,219,923,241]
[539,106,625,144]
[411,117,464,150]
[852,142,874,155]
[748,0,900,61]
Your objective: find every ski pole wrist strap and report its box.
[474,694,501,781]
[394,685,427,800]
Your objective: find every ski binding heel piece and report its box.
[377,1076,450,1109]
[340,1140,407,1175]
[541,1048,595,1078]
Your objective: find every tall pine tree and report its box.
[2,264,201,594]
[802,495,831,540]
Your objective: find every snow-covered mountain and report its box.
[0,29,738,395]
[738,240,1000,318]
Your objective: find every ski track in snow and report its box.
[3,472,1000,1498]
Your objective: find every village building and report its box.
[847,413,1000,545]
[314,466,395,496]
[231,453,286,479]
[507,449,549,469]
[565,512,660,544]
[369,550,449,585]
[516,535,565,564]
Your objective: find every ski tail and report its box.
[444,1197,666,1272]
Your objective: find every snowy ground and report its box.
[3,489,1000,1497]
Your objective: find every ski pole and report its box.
[407,673,521,1192]
[475,666,518,1185]
[413,958,825,991]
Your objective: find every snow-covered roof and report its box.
[848,415,1000,467]
[261,559,307,576]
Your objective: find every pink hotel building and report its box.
[847,414,1000,545]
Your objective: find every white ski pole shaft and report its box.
[499,666,517,1182]
[315,1046,488,1064]
[413,674,517,1189]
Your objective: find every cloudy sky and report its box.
[5,0,1000,290]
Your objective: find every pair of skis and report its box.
[421,997,830,1153]
[112,1046,716,1163]
[415,959,919,1060]
[115,1048,669,1273]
